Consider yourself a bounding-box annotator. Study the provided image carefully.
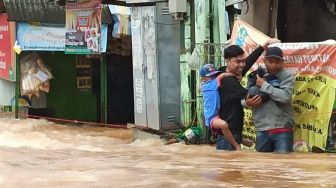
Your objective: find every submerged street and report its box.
[0,119,335,188]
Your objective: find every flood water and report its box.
[0,118,335,188]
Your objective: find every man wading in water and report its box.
[216,38,280,150]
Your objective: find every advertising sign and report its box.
[0,13,12,81]
[17,23,107,53]
[65,0,102,54]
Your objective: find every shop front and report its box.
[4,0,135,125]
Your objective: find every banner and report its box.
[17,23,107,53]
[17,23,66,51]
[280,42,336,150]
[0,13,13,81]
[65,0,102,54]
[230,18,271,67]
[231,18,336,150]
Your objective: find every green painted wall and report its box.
[180,1,228,132]
[195,0,210,128]
[180,2,193,127]
[45,52,97,122]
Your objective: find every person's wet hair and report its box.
[224,45,244,59]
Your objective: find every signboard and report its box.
[126,0,155,3]
[0,13,13,81]
[65,0,102,54]
[17,23,107,53]
[17,23,66,51]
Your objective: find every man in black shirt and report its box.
[217,39,279,150]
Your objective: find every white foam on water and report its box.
[0,119,129,152]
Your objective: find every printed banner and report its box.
[231,18,336,150]
[17,23,107,53]
[280,43,336,149]
[17,23,66,51]
[230,18,271,68]
[65,0,102,54]
[0,13,13,81]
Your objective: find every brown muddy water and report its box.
[0,118,335,188]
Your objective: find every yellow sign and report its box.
[293,73,336,149]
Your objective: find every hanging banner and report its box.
[279,42,336,150]
[0,13,13,81]
[17,23,66,51]
[17,23,107,53]
[65,0,102,54]
[230,18,336,150]
[229,18,271,68]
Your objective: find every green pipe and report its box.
[15,54,20,119]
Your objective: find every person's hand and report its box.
[256,74,265,87]
[262,38,281,49]
[217,72,235,79]
[236,74,242,80]
[220,72,236,77]
[246,95,262,108]
[218,72,243,80]
[266,38,281,45]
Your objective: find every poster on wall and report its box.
[65,0,102,54]
[76,56,91,92]
[131,6,159,128]
[0,13,13,81]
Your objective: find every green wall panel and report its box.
[46,52,97,122]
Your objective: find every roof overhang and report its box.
[53,0,127,6]
[3,0,112,23]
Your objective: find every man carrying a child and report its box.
[249,46,295,153]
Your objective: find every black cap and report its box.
[264,47,284,60]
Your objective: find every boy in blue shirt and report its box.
[200,64,242,150]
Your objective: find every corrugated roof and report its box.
[4,0,65,23]
[3,0,112,23]
[53,0,127,6]
[0,0,6,13]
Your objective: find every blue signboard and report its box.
[17,23,107,53]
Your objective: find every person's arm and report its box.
[241,95,262,108]
[217,72,236,80]
[258,73,294,103]
[242,46,265,76]
[242,38,281,76]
